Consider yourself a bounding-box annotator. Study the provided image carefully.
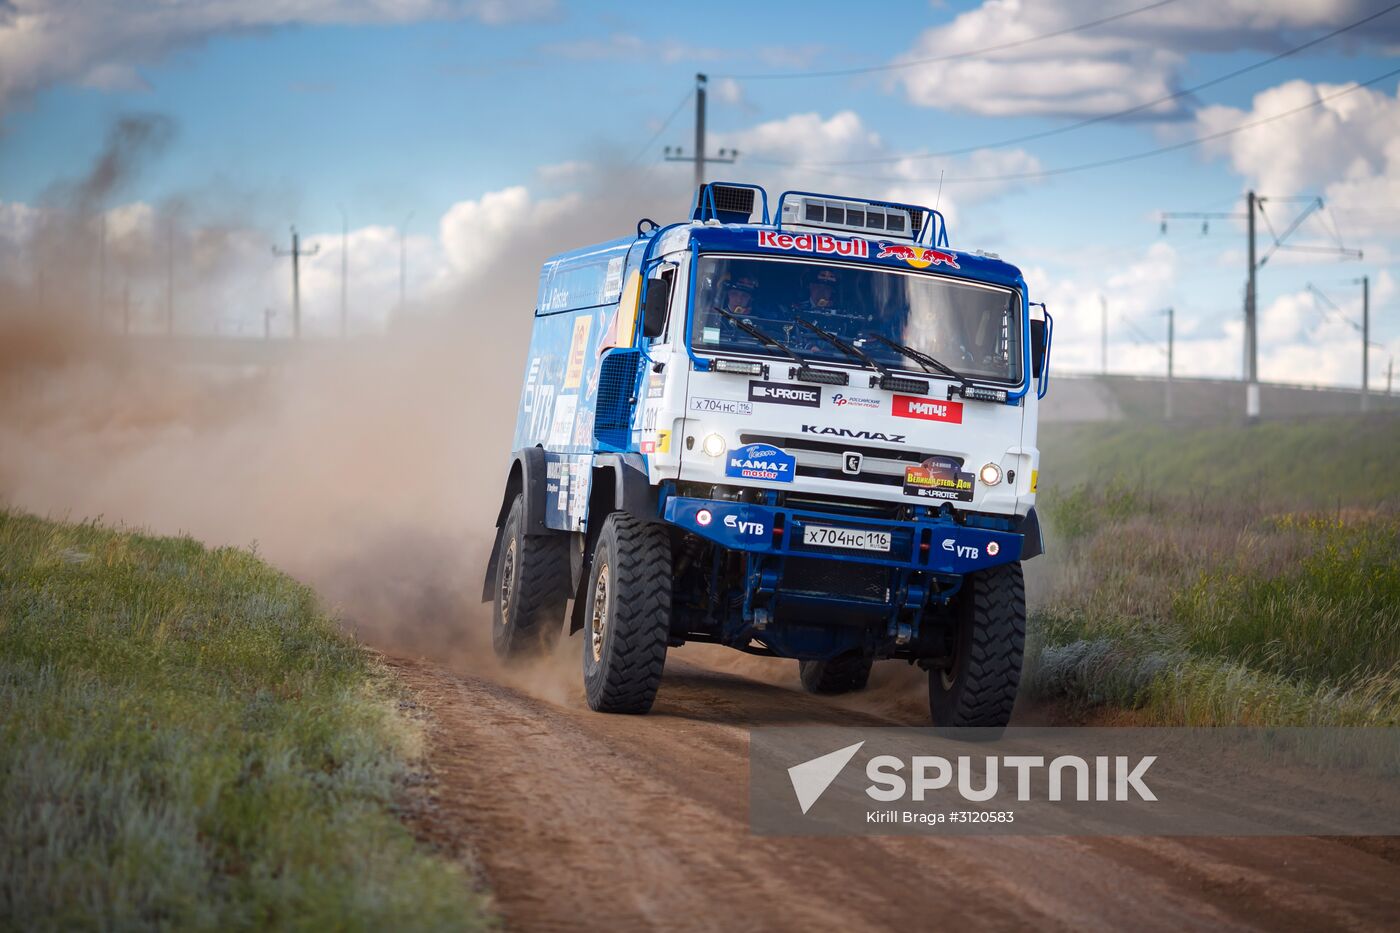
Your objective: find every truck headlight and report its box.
[702,433,727,457]
[979,462,1002,486]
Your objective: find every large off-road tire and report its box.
[798,653,873,695]
[491,494,570,661]
[582,512,672,714]
[928,561,1025,728]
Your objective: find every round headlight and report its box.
[696,508,713,526]
[979,462,1002,486]
[702,433,727,457]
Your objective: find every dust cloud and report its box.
[0,121,684,675]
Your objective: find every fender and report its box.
[565,451,659,632]
[1015,506,1044,560]
[481,447,557,603]
[591,451,659,524]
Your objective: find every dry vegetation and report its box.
[1024,417,1400,726]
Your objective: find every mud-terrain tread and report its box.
[929,561,1025,728]
[492,495,571,660]
[584,513,671,714]
[798,653,873,695]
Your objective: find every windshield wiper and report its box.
[862,333,969,388]
[796,318,931,394]
[715,308,848,385]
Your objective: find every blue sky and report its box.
[2,0,1398,385]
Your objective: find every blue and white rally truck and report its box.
[484,182,1052,726]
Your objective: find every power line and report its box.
[628,88,695,166]
[780,65,1400,185]
[715,0,1180,80]
[751,2,1399,167]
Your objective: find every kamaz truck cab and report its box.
[484,182,1052,726]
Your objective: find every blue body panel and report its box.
[513,236,649,530]
[662,497,1023,574]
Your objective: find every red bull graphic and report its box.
[877,242,960,270]
[757,231,870,258]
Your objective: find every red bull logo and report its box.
[877,242,959,270]
[757,231,870,258]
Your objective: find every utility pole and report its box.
[1307,279,1379,412]
[1100,294,1108,376]
[1245,190,1258,419]
[166,214,175,336]
[1360,274,1370,413]
[96,213,107,329]
[264,308,275,341]
[1165,306,1175,421]
[1160,194,1361,423]
[664,74,737,189]
[399,211,414,313]
[272,226,320,339]
[339,205,349,338]
[1387,356,1393,397]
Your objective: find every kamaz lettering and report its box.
[802,425,907,443]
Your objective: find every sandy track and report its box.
[391,649,1400,932]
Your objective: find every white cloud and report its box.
[1196,77,1400,240]
[710,109,1042,233]
[892,0,1396,118]
[0,0,556,115]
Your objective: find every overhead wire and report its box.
[714,0,1181,80]
[765,66,1400,184]
[628,89,695,166]
[748,2,1400,167]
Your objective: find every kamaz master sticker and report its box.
[903,455,975,502]
[725,444,796,483]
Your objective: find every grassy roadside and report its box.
[0,510,493,930]
[1025,416,1400,726]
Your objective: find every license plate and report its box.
[802,525,892,552]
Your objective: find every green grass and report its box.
[0,510,493,931]
[1037,414,1400,509]
[1026,416,1400,726]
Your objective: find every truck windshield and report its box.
[691,255,1022,384]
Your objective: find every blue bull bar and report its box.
[661,496,1022,575]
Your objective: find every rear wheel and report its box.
[798,653,873,695]
[928,562,1025,728]
[582,512,672,714]
[492,494,570,661]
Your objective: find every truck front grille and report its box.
[739,432,963,487]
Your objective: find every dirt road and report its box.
[391,647,1399,932]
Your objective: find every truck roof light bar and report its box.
[952,384,1010,404]
[775,189,950,247]
[793,366,850,386]
[877,374,931,395]
[713,358,767,377]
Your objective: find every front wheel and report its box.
[492,494,570,661]
[582,512,672,714]
[928,562,1025,728]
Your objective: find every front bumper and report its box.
[661,496,1022,575]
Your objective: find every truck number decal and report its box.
[690,397,753,416]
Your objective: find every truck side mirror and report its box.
[1030,318,1047,378]
[642,279,671,338]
